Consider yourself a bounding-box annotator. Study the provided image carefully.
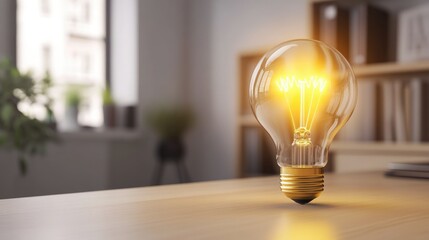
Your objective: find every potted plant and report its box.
[102,88,116,128]
[63,85,83,131]
[146,106,194,162]
[0,59,57,174]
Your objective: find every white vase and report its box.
[62,105,79,131]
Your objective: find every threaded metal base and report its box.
[280,167,324,205]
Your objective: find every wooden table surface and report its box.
[0,172,428,240]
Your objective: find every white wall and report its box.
[138,0,187,109]
[137,0,189,184]
[186,0,310,180]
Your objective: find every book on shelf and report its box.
[375,78,429,143]
[408,79,422,142]
[388,162,429,172]
[393,81,409,142]
[395,3,429,143]
[380,81,394,141]
[400,79,429,142]
[386,170,429,179]
[414,80,429,142]
[337,81,377,141]
[350,4,389,65]
[313,1,349,59]
[396,3,429,143]
[398,2,429,62]
[385,162,429,179]
[380,79,429,142]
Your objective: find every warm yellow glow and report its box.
[270,218,338,240]
[276,75,328,146]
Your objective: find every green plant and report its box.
[65,86,83,107]
[0,59,57,174]
[102,88,114,105]
[146,106,194,139]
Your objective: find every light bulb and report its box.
[249,39,357,204]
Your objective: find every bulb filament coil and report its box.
[277,76,327,146]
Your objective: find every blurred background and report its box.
[0,0,428,199]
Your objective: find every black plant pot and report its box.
[103,105,116,128]
[156,137,185,161]
[153,136,191,184]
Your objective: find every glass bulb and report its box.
[249,39,357,204]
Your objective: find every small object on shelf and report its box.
[115,105,136,129]
[249,39,357,204]
[124,105,136,129]
[102,88,116,128]
[313,1,349,59]
[398,2,429,62]
[63,85,84,132]
[103,105,116,128]
[350,4,389,65]
[386,162,429,179]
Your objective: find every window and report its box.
[17,0,106,128]
[42,45,51,72]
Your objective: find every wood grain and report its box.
[0,172,428,239]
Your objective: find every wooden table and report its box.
[0,172,428,239]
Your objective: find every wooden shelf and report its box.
[331,141,429,154]
[353,61,429,78]
[238,117,429,154]
[239,116,429,152]
[239,115,429,155]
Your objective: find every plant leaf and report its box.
[1,103,13,125]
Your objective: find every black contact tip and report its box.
[292,198,314,205]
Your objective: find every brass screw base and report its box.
[280,167,324,205]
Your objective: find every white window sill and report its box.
[59,129,142,141]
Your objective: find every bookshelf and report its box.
[236,0,429,178]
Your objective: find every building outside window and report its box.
[40,0,50,15]
[17,0,106,128]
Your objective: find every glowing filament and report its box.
[277,76,327,92]
[276,76,327,145]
